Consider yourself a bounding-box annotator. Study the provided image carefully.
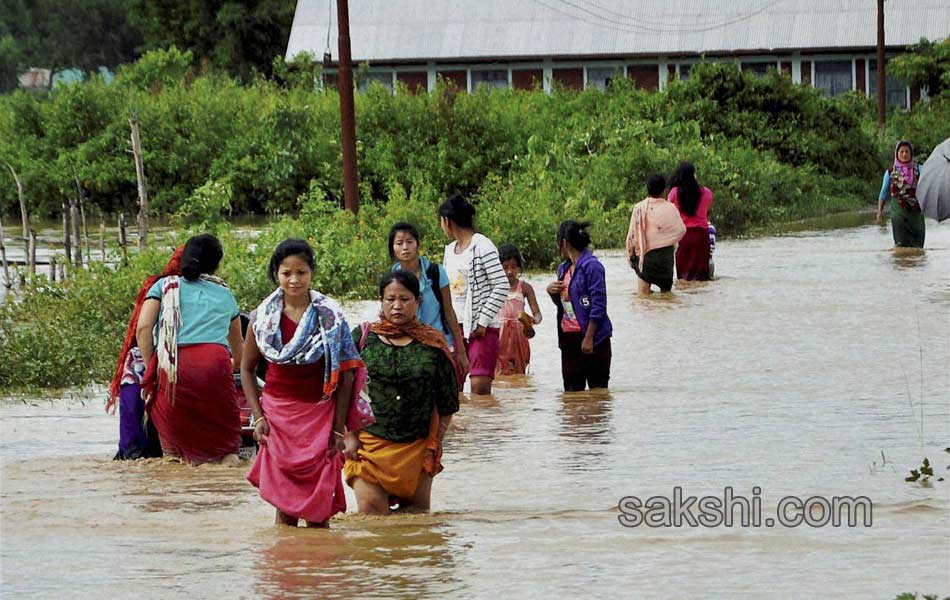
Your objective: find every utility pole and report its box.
[876,0,886,129]
[336,0,360,215]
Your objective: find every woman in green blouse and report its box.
[344,271,459,514]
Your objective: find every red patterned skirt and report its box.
[147,344,242,465]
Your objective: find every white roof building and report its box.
[287,0,950,106]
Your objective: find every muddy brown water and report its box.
[2,222,950,598]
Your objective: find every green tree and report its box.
[131,0,297,80]
[890,37,950,98]
[0,0,142,82]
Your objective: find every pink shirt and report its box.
[669,186,713,229]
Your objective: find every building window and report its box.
[741,62,777,78]
[358,71,393,93]
[586,66,621,90]
[678,64,693,80]
[868,60,909,109]
[471,69,508,90]
[814,60,853,97]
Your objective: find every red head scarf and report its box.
[106,246,184,413]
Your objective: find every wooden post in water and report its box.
[28,230,36,276]
[336,0,360,215]
[118,212,128,264]
[3,162,28,241]
[129,113,149,250]
[0,215,10,288]
[99,218,106,262]
[70,198,82,269]
[80,200,90,265]
[62,200,72,275]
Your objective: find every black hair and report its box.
[268,238,316,284]
[378,270,422,299]
[647,173,666,197]
[670,161,701,216]
[497,243,524,269]
[387,222,420,260]
[437,194,476,229]
[181,234,223,281]
[557,220,592,251]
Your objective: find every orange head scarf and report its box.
[106,246,184,413]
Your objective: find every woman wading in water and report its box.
[547,221,613,391]
[107,245,184,460]
[136,234,244,465]
[877,140,925,248]
[439,194,509,395]
[388,221,470,384]
[242,239,368,527]
[345,272,459,514]
[668,162,714,281]
[626,174,686,294]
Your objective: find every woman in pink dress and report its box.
[668,162,714,281]
[242,239,369,527]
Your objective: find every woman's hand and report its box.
[456,352,471,381]
[329,430,346,455]
[253,418,270,445]
[546,280,563,297]
[343,431,361,460]
[581,334,595,354]
[471,325,487,338]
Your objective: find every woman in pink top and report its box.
[626,174,686,294]
[668,162,714,281]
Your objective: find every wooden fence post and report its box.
[0,215,10,289]
[118,212,128,263]
[62,200,72,275]
[99,218,106,262]
[70,198,82,269]
[129,113,149,250]
[3,162,28,242]
[28,230,36,276]
[49,247,56,282]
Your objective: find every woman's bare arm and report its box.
[227,317,243,371]
[522,281,542,324]
[136,299,160,365]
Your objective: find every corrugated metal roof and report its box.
[287,0,950,62]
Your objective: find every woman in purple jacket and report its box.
[546,221,613,391]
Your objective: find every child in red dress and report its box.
[495,244,542,376]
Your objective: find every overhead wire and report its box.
[528,0,785,34]
[564,0,786,32]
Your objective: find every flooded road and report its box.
[3,221,949,598]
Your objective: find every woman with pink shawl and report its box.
[241,239,371,527]
[625,174,686,294]
[876,140,925,248]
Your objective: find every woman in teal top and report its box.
[136,234,244,465]
[388,222,470,382]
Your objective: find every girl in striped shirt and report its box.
[439,195,510,395]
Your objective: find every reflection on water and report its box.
[254,520,460,598]
[3,222,950,597]
[890,246,928,270]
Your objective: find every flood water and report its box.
[3,221,949,598]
